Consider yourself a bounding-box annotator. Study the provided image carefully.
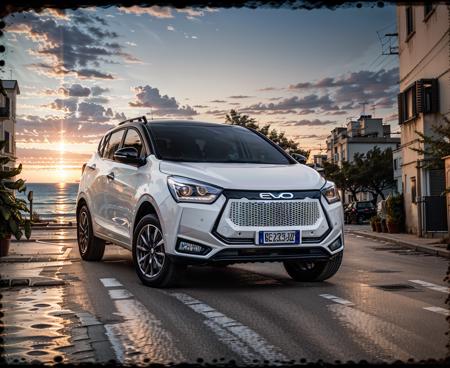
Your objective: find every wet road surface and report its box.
[2,229,449,364]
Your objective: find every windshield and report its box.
[147,124,292,164]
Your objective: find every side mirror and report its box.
[114,147,145,166]
[291,153,307,164]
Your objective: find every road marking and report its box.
[101,280,184,364]
[423,306,449,316]
[408,280,449,293]
[108,289,133,300]
[319,294,354,306]
[100,278,123,288]
[171,292,287,364]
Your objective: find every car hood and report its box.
[159,161,326,190]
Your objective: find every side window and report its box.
[98,135,107,157]
[104,130,125,160]
[123,129,145,157]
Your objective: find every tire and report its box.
[283,251,343,282]
[77,204,105,261]
[132,214,185,288]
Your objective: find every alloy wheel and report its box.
[78,210,89,254]
[136,224,166,278]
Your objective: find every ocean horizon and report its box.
[18,182,79,223]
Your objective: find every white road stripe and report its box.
[100,278,123,288]
[423,306,449,316]
[108,289,133,300]
[409,280,449,293]
[319,294,354,306]
[101,280,184,364]
[171,292,287,364]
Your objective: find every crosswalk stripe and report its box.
[319,294,354,306]
[171,292,287,364]
[423,306,449,316]
[409,280,449,293]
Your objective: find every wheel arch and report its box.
[133,195,162,236]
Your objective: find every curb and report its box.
[347,230,450,259]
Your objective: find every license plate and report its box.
[257,230,301,245]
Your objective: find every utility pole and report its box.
[371,104,376,117]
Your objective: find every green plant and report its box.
[386,194,405,226]
[0,140,31,240]
[370,215,379,224]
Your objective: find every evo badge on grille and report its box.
[259,192,294,199]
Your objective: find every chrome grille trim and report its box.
[228,199,321,227]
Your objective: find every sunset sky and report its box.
[4,4,399,183]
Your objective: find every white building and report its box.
[397,4,449,236]
[326,115,400,203]
[0,80,19,171]
[392,147,403,194]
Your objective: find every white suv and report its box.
[77,117,344,287]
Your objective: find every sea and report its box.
[17,183,79,223]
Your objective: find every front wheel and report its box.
[133,214,185,288]
[283,252,343,282]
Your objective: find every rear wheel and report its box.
[283,252,343,282]
[133,214,185,288]
[77,204,105,261]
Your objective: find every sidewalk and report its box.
[346,224,450,258]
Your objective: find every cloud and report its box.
[119,6,173,18]
[16,114,116,144]
[167,25,175,31]
[243,94,336,113]
[85,97,109,104]
[90,86,110,96]
[281,119,337,127]
[288,67,399,110]
[8,11,136,80]
[129,85,198,117]
[210,99,226,103]
[48,98,78,112]
[59,84,91,97]
[176,7,219,20]
[228,95,253,99]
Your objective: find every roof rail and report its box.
[118,115,148,125]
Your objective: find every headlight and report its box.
[321,182,340,204]
[167,176,222,204]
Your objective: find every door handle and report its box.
[107,172,115,181]
[86,163,96,170]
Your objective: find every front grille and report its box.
[228,200,320,227]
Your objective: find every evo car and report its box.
[77,117,344,287]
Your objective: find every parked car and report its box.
[344,201,376,224]
[77,117,345,287]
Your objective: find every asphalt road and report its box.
[16,229,449,364]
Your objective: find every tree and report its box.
[323,146,394,205]
[323,160,364,202]
[413,116,450,170]
[225,109,310,158]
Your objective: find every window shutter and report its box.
[397,92,404,123]
[431,79,439,113]
[415,80,423,114]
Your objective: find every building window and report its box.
[393,159,398,170]
[398,79,439,123]
[4,131,10,153]
[424,4,434,20]
[406,6,414,38]
[410,176,416,204]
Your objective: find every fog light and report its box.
[328,237,342,251]
[177,240,211,255]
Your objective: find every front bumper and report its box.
[158,189,344,264]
